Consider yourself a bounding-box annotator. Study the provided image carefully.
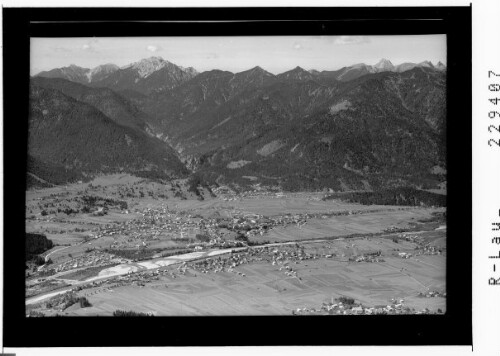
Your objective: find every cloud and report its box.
[331,36,371,45]
[312,35,371,45]
[146,45,161,52]
[205,52,219,59]
[52,46,72,53]
[81,42,98,52]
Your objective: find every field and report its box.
[28,233,446,316]
[262,208,436,242]
[25,174,446,316]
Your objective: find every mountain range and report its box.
[36,57,198,95]
[36,63,120,85]
[28,79,189,186]
[35,57,444,90]
[29,56,447,191]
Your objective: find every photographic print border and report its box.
[3,6,471,347]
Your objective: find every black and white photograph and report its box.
[1,4,480,351]
[25,34,448,317]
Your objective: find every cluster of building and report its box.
[212,184,283,201]
[349,251,385,263]
[26,279,67,298]
[82,204,394,255]
[270,245,317,266]
[224,209,389,238]
[295,297,442,315]
[394,232,444,257]
[52,250,122,274]
[384,225,411,233]
[416,244,444,256]
[397,252,413,259]
[398,233,444,255]
[418,290,446,298]
[182,253,252,275]
[187,240,247,251]
[181,245,327,279]
[84,206,206,249]
[399,232,419,242]
[84,269,182,293]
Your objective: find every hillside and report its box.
[26,233,53,261]
[314,59,445,82]
[136,67,446,191]
[30,57,446,191]
[27,154,86,188]
[35,63,119,85]
[90,57,198,95]
[28,84,189,185]
[30,77,154,132]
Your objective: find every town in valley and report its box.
[26,36,447,316]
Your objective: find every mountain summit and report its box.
[28,83,189,183]
[277,66,315,81]
[127,56,170,78]
[435,61,446,71]
[30,56,446,190]
[373,58,395,72]
[36,57,198,95]
[90,57,198,95]
[87,63,120,82]
[36,65,91,84]
[418,60,435,69]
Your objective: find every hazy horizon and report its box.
[31,35,446,76]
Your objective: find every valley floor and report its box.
[25,174,446,316]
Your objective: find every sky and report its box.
[31,35,446,75]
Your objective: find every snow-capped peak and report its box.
[418,60,434,68]
[131,56,169,78]
[292,66,306,72]
[91,63,119,74]
[374,58,395,72]
[86,63,120,82]
[435,61,446,71]
[248,66,273,77]
[179,66,198,77]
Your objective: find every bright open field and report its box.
[27,174,440,268]
[26,175,446,316]
[64,257,445,315]
[261,208,441,242]
[30,231,446,316]
[172,194,394,216]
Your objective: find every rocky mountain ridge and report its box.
[30,57,447,191]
